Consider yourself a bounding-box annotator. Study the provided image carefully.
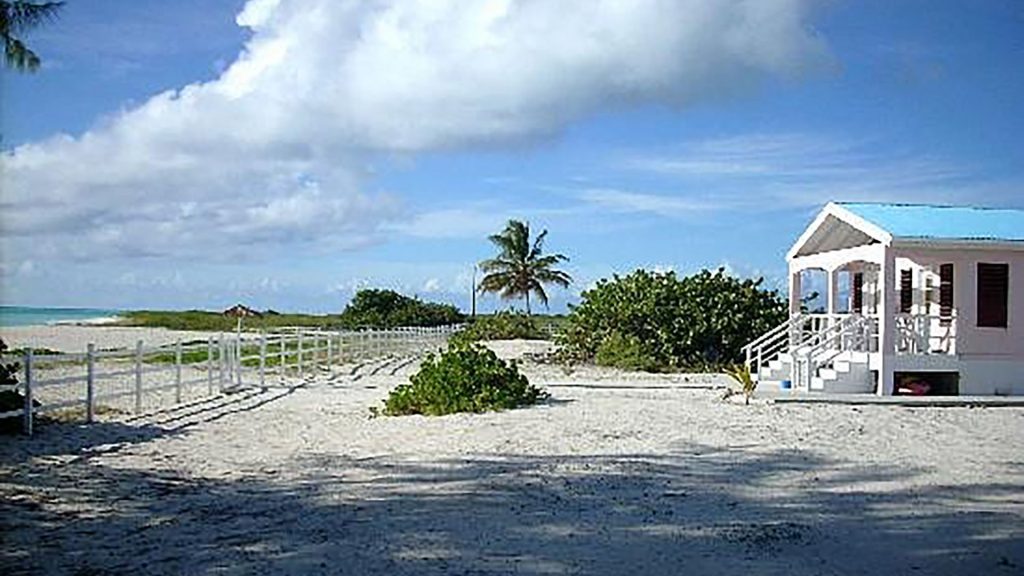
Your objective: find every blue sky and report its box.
[2,0,1023,313]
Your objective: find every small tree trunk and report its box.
[525,292,531,315]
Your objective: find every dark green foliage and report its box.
[340,289,465,329]
[450,311,544,347]
[479,220,572,314]
[0,337,31,434]
[1,338,19,387]
[594,332,661,372]
[377,345,546,416]
[558,268,787,372]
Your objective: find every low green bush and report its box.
[376,344,546,416]
[1,338,32,434]
[450,310,544,347]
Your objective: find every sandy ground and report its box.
[1,325,221,353]
[1,339,1022,575]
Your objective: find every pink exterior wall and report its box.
[895,247,1024,359]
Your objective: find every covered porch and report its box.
[746,206,961,396]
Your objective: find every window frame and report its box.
[976,262,1009,329]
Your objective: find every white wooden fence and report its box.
[1,325,457,436]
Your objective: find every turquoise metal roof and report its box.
[838,202,1024,243]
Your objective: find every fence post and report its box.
[207,336,214,395]
[218,333,225,391]
[86,343,96,424]
[297,330,304,379]
[259,332,266,388]
[235,335,243,389]
[134,340,143,413]
[23,349,33,436]
[174,339,183,404]
[326,334,333,369]
[280,333,286,377]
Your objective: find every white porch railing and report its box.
[743,313,806,377]
[791,314,873,391]
[743,313,874,380]
[895,313,956,355]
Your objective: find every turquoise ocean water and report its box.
[0,306,123,327]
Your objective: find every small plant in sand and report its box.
[723,364,757,405]
[375,344,547,416]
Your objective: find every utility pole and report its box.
[471,265,477,318]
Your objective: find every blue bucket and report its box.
[780,380,792,390]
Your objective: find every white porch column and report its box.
[788,266,802,316]
[826,267,841,316]
[877,246,896,396]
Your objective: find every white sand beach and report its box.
[1,324,220,353]
[0,335,1022,575]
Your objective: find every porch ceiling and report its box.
[793,214,880,257]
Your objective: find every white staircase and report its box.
[744,314,874,394]
[808,350,872,393]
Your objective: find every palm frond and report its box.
[2,1,63,72]
[5,1,63,33]
[534,269,572,288]
[4,35,38,70]
[528,229,548,261]
[530,253,568,268]
[479,257,516,273]
[529,281,550,308]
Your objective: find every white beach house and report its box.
[745,202,1024,396]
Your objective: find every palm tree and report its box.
[479,220,572,314]
[2,1,63,72]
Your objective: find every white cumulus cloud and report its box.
[2,0,830,263]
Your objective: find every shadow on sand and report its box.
[0,386,303,465]
[2,435,1021,575]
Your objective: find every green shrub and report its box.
[594,332,662,372]
[340,289,465,329]
[1,338,32,434]
[376,345,547,416]
[557,268,786,372]
[450,310,544,347]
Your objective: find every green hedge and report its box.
[450,310,544,347]
[339,289,465,329]
[557,268,786,371]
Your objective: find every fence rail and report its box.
[2,325,458,435]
